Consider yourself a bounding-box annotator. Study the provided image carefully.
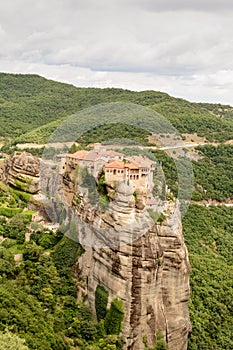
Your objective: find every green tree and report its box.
[0,330,29,350]
[95,285,109,322]
[105,299,124,335]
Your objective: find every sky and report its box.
[0,0,233,105]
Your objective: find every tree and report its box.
[0,330,29,350]
[104,299,124,335]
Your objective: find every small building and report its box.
[127,155,155,187]
[65,146,123,178]
[104,156,155,190]
[104,160,126,185]
[66,150,89,167]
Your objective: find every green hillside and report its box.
[152,144,233,202]
[183,204,233,350]
[1,72,233,144]
[0,183,124,350]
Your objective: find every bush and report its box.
[9,188,32,203]
[0,330,29,350]
[95,285,109,322]
[104,299,124,335]
[154,332,168,350]
[32,230,60,249]
[53,236,84,271]
[0,207,23,218]
[2,213,29,243]
[23,243,43,261]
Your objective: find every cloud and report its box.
[0,0,233,104]
[129,0,233,13]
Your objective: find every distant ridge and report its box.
[0,72,233,143]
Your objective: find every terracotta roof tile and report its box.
[84,151,99,161]
[127,155,155,168]
[125,162,139,169]
[68,150,89,160]
[104,160,125,169]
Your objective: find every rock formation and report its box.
[57,163,191,350]
[4,151,40,193]
[75,185,191,350]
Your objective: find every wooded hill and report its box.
[0,72,233,144]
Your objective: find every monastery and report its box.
[65,144,156,193]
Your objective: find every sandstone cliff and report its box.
[58,164,191,350]
[4,151,40,193]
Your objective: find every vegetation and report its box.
[183,205,233,350]
[53,235,84,272]
[0,181,124,349]
[77,123,151,146]
[95,285,109,322]
[144,331,168,350]
[1,73,233,146]
[104,299,124,335]
[150,144,233,202]
[192,144,233,201]
[0,329,29,350]
[0,219,124,350]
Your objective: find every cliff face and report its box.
[3,151,40,193]
[76,190,191,350]
[58,166,191,350]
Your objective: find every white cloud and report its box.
[0,0,233,104]
[129,0,233,12]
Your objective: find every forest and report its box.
[1,73,233,144]
[0,183,124,350]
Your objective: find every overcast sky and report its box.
[0,0,233,104]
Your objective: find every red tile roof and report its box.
[125,162,139,169]
[84,151,99,161]
[68,150,89,160]
[127,155,154,168]
[104,160,125,169]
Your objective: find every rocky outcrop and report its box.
[63,178,191,350]
[11,152,191,350]
[4,151,40,193]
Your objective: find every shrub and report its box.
[104,299,124,335]
[154,331,168,350]
[95,285,109,322]
[23,243,43,262]
[53,236,84,271]
[9,188,32,203]
[0,330,29,350]
[0,207,23,218]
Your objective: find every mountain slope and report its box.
[1,72,233,143]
